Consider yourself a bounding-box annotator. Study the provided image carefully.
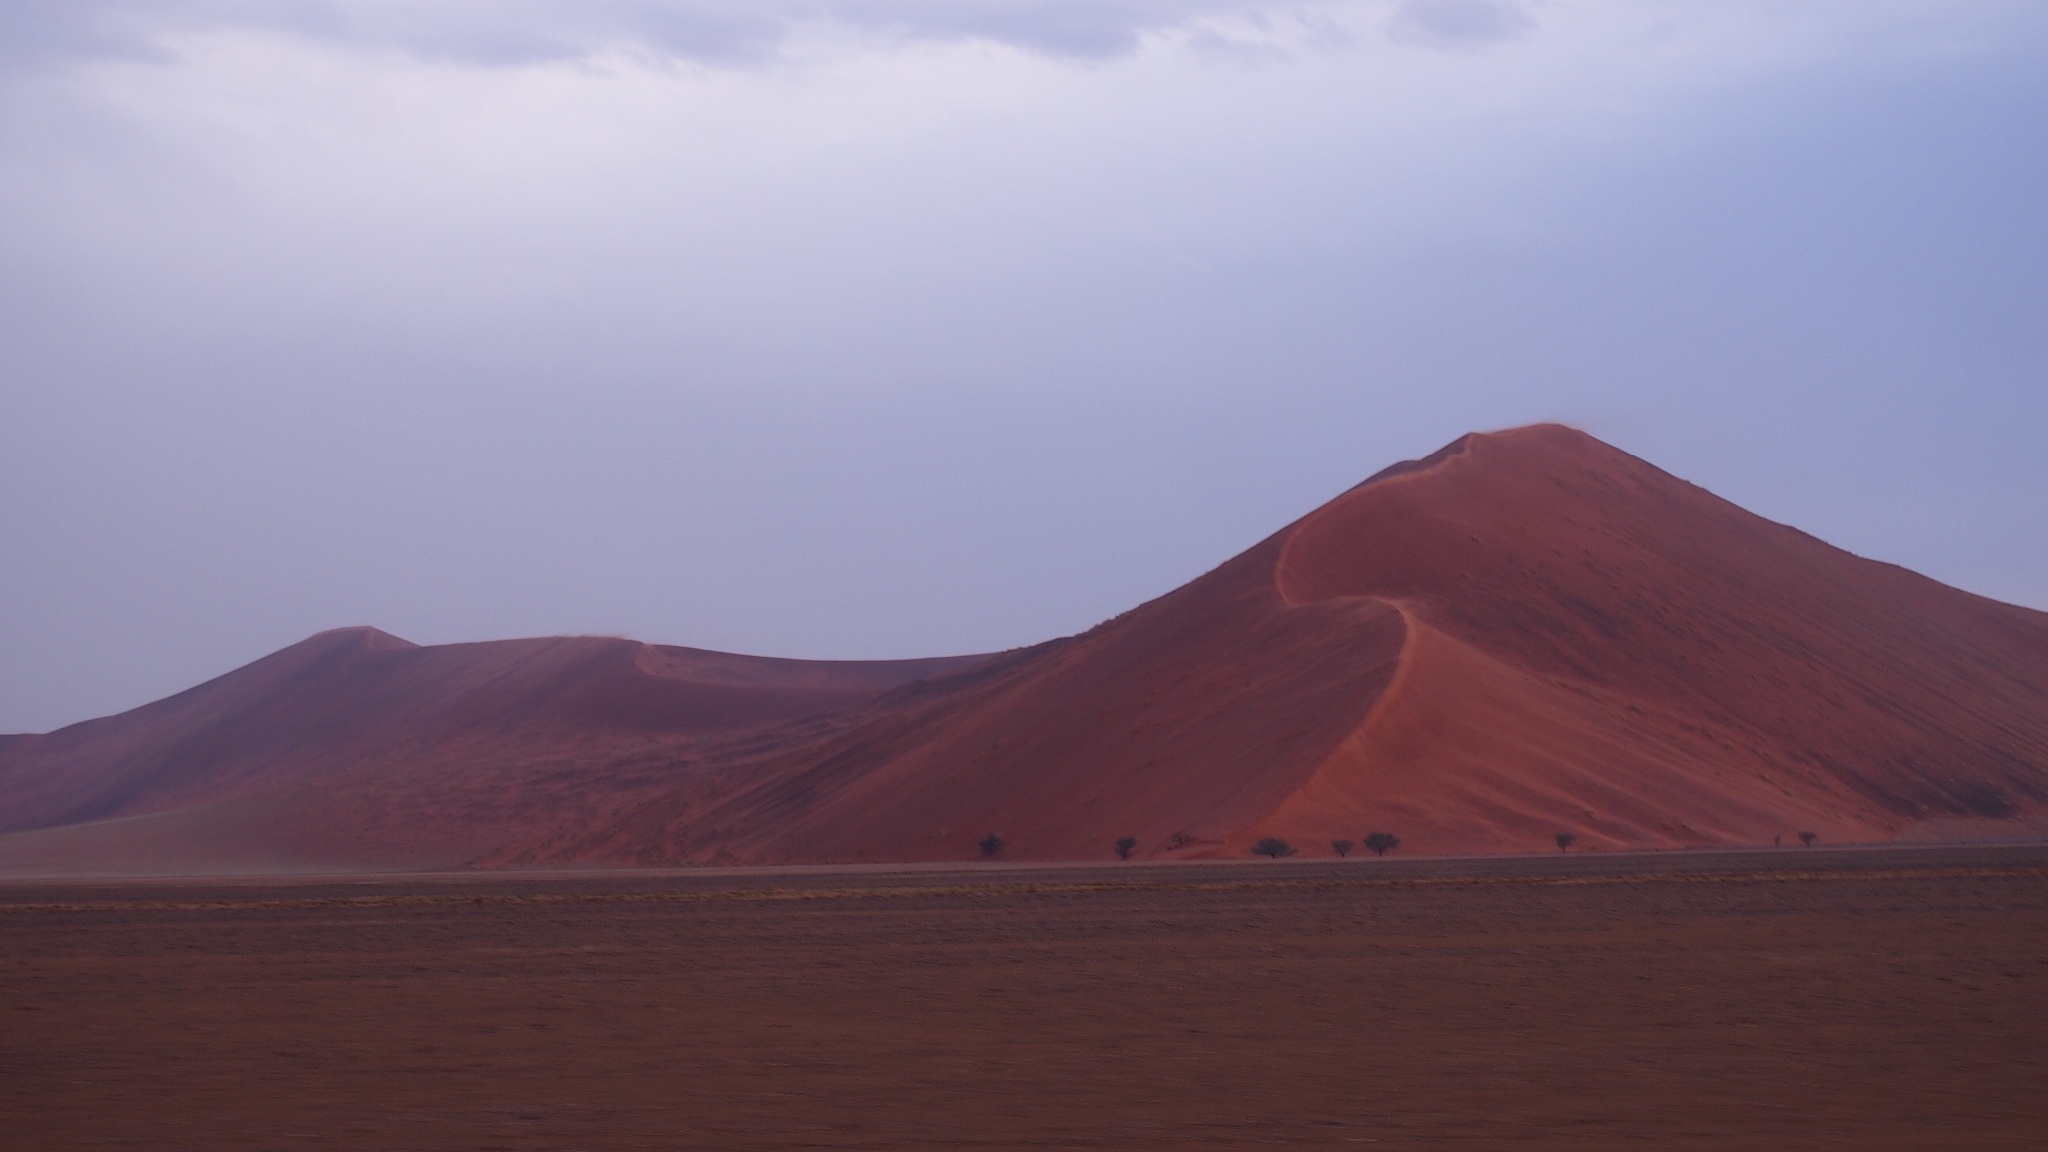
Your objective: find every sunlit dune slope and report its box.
[1259,425,2048,854]
[3,424,2045,873]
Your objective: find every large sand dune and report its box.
[3,424,2045,871]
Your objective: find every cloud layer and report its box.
[1,0,1388,67]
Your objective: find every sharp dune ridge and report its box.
[4,423,2046,874]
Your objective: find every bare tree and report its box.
[1253,837,1295,859]
[1555,832,1577,853]
[1114,836,1138,861]
[1364,832,1400,857]
[1332,839,1354,858]
[979,833,1004,857]
[1798,831,1817,847]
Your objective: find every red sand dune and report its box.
[3,424,2045,872]
[0,632,989,871]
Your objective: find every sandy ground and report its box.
[4,845,2045,1150]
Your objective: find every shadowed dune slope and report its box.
[3,424,2045,872]
[580,541,1409,866]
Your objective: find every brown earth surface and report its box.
[4,845,2046,1150]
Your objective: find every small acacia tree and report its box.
[1332,839,1354,858]
[1799,830,1817,847]
[979,833,1004,857]
[1253,837,1295,859]
[1364,832,1400,857]
[1555,832,1577,853]
[1115,836,1138,861]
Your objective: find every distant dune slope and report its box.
[0,630,990,870]
[3,424,2045,873]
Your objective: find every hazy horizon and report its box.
[5,0,2046,733]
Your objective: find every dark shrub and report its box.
[1114,836,1138,861]
[1252,837,1295,859]
[1555,832,1577,853]
[979,833,1004,857]
[1332,839,1354,858]
[1364,832,1400,857]
[1799,831,1817,847]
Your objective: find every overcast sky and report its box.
[4,0,2045,732]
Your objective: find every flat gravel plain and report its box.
[4,845,2045,1150]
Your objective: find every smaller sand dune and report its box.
[0,628,994,870]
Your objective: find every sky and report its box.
[3,0,2045,733]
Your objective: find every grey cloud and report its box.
[0,0,1264,70]
[1388,0,1534,48]
[0,3,173,68]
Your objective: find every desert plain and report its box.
[5,843,2045,1150]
